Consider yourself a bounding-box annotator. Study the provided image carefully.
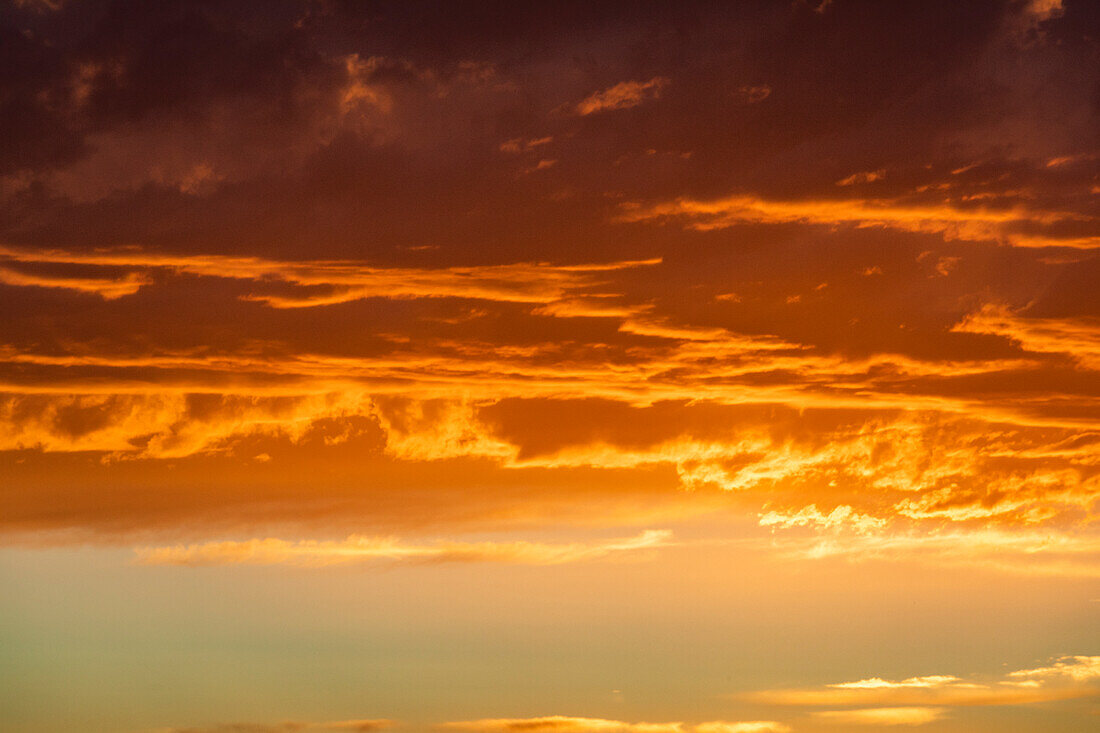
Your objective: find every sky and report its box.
[0,0,1098,731]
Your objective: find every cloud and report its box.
[0,266,152,299]
[758,505,885,535]
[575,78,669,115]
[1006,0,1065,42]
[748,683,1080,707]
[523,159,558,174]
[1007,656,1100,683]
[340,55,395,115]
[133,529,673,567]
[0,1,1097,600]
[691,724,788,733]
[836,170,885,186]
[616,193,1100,248]
[0,246,662,308]
[952,305,1100,369]
[154,720,393,733]
[760,525,1100,578]
[732,85,771,104]
[745,655,1100,707]
[4,386,1098,567]
[440,718,681,733]
[439,719,787,733]
[0,392,381,457]
[829,676,968,690]
[811,708,946,726]
[0,12,1097,733]
[500,137,553,153]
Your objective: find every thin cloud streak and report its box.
[617,194,1100,248]
[0,266,151,299]
[151,720,394,733]
[761,525,1100,577]
[439,719,788,733]
[810,708,946,726]
[0,246,661,305]
[134,529,674,567]
[745,655,1100,707]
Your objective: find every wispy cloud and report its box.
[952,304,1100,368]
[759,524,1100,578]
[440,718,682,733]
[691,725,788,733]
[152,719,394,733]
[836,170,885,186]
[134,530,673,567]
[0,246,661,306]
[439,719,787,733]
[745,655,1100,708]
[616,194,1100,248]
[0,266,151,299]
[575,78,669,115]
[811,707,946,726]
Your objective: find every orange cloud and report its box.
[0,266,151,299]
[575,78,669,115]
[439,719,788,733]
[952,304,1100,368]
[692,724,788,733]
[616,194,1099,248]
[154,719,394,733]
[0,246,661,307]
[3,385,1097,568]
[758,505,886,535]
[341,54,394,115]
[836,170,885,186]
[1,7,1096,729]
[1,244,1096,561]
[0,392,377,456]
[811,708,945,726]
[133,529,673,567]
[441,718,682,733]
[500,136,554,153]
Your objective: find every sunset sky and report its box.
[1,1,1099,731]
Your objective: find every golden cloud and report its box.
[745,655,1100,707]
[153,719,394,733]
[952,305,1100,369]
[0,246,661,306]
[133,529,673,567]
[616,194,1099,248]
[0,266,151,299]
[439,719,787,733]
[810,707,946,726]
[1006,656,1100,683]
[762,526,1100,577]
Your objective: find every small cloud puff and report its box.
[575,78,669,116]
